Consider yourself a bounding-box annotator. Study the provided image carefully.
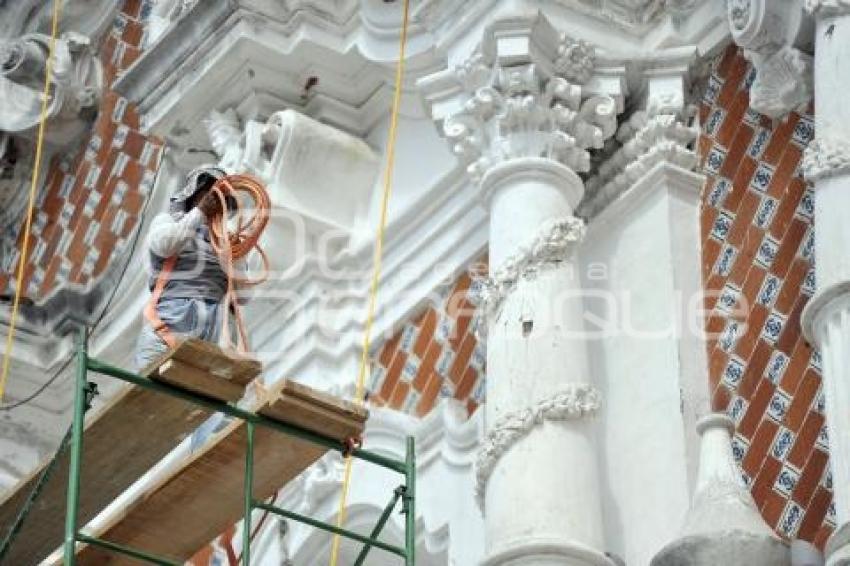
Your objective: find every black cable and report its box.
[0,356,71,411]
[0,153,164,559]
[0,154,163,412]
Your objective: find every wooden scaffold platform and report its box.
[0,330,416,566]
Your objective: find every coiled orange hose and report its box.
[206,174,271,353]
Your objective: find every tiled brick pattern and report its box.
[0,0,161,299]
[700,46,834,547]
[369,262,487,418]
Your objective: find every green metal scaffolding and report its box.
[63,326,416,566]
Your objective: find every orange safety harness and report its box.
[144,174,271,354]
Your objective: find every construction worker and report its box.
[134,165,241,371]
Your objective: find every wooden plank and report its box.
[156,359,245,403]
[260,392,366,442]
[74,381,367,565]
[0,385,211,566]
[144,339,261,388]
[279,380,366,421]
[0,341,258,566]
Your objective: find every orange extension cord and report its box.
[206,174,271,353]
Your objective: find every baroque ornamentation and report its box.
[204,108,248,173]
[474,384,601,509]
[747,45,813,119]
[472,216,586,316]
[726,0,813,118]
[443,36,618,184]
[801,137,850,182]
[0,31,102,144]
[805,0,850,17]
[728,0,751,30]
[581,103,698,216]
[145,0,201,46]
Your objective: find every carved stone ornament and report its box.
[474,384,601,510]
[726,0,813,119]
[203,108,247,174]
[443,34,618,185]
[0,31,102,144]
[581,102,699,216]
[472,216,586,317]
[805,0,850,17]
[802,137,850,182]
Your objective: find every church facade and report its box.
[0,1,847,565]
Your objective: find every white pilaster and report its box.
[420,13,622,566]
[801,2,850,564]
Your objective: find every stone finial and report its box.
[651,413,790,566]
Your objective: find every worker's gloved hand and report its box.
[197,190,223,220]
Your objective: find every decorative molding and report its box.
[472,216,586,317]
[748,45,813,119]
[581,105,698,217]
[726,0,813,119]
[555,0,669,30]
[805,0,850,17]
[474,384,601,509]
[0,31,103,145]
[802,137,850,182]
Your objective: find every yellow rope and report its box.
[0,0,64,403]
[328,0,410,563]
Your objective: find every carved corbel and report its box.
[727,0,814,118]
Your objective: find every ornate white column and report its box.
[801,2,850,565]
[420,14,622,566]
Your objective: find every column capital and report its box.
[805,0,850,18]
[418,12,624,189]
[802,137,850,182]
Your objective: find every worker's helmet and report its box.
[169,165,226,214]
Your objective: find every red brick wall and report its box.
[0,0,162,300]
[369,260,487,417]
[699,46,834,547]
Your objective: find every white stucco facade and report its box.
[1,0,847,565]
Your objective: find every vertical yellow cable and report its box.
[0,0,64,402]
[327,0,410,564]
